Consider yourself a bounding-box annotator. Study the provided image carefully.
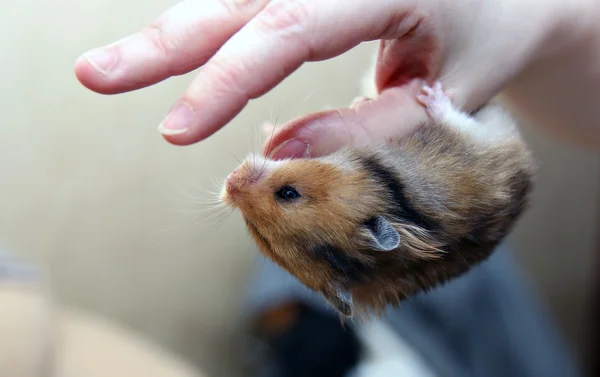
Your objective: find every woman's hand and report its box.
[75,0,596,157]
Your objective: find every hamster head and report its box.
[220,152,442,318]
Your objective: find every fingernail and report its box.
[350,96,370,109]
[270,138,310,160]
[158,102,195,136]
[83,49,117,75]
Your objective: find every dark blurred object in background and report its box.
[242,245,585,377]
[248,300,362,377]
[592,199,600,377]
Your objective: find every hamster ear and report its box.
[321,285,354,317]
[363,215,400,251]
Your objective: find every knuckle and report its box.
[143,21,177,57]
[207,58,248,98]
[217,0,251,19]
[256,0,310,33]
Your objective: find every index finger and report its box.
[158,0,421,145]
[75,0,272,94]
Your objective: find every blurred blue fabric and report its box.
[0,249,39,283]
[244,243,582,377]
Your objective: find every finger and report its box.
[74,0,272,94]
[159,0,424,145]
[263,79,428,159]
[376,27,440,92]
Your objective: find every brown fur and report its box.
[221,84,535,318]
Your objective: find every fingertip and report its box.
[74,55,97,89]
[74,53,121,95]
[158,123,210,146]
[160,133,197,146]
[157,107,228,147]
[267,138,310,160]
[159,122,213,145]
[263,84,428,160]
[262,109,358,160]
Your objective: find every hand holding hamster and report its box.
[220,81,535,317]
[75,0,600,150]
[74,0,599,316]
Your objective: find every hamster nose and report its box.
[225,161,264,195]
[226,167,249,195]
[225,171,240,193]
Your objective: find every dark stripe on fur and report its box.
[360,155,439,230]
[311,244,371,281]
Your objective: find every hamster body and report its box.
[220,82,535,318]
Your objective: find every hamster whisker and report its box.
[250,122,257,167]
[186,203,228,212]
[176,180,229,215]
[187,192,223,203]
[205,210,235,225]
[300,88,319,105]
[184,194,222,207]
[187,195,222,204]
[210,175,226,187]
[150,221,193,238]
[191,197,227,208]
[214,206,236,230]
[177,195,230,215]
[201,205,236,224]
[177,198,224,207]
[259,116,279,177]
[231,153,243,165]
[249,121,262,167]
[202,188,228,203]
[202,205,235,230]
[150,206,230,238]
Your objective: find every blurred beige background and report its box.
[0,0,598,376]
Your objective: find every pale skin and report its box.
[74,0,600,157]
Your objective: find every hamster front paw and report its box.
[416,81,454,121]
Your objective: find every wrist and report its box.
[502,0,600,148]
[538,0,600,59]
[436,0,599,113]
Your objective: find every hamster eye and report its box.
[276,185,301,201]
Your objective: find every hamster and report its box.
[219,81,535,318]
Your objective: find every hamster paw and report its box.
[416,81,454,121]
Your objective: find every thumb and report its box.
[263,79,427,159]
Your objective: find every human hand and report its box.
[74,0,588,158]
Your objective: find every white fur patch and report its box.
[245,153,290,174]
[418,82,517,143]
[348,320,438,377]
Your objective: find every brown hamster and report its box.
[220,81,535,318]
